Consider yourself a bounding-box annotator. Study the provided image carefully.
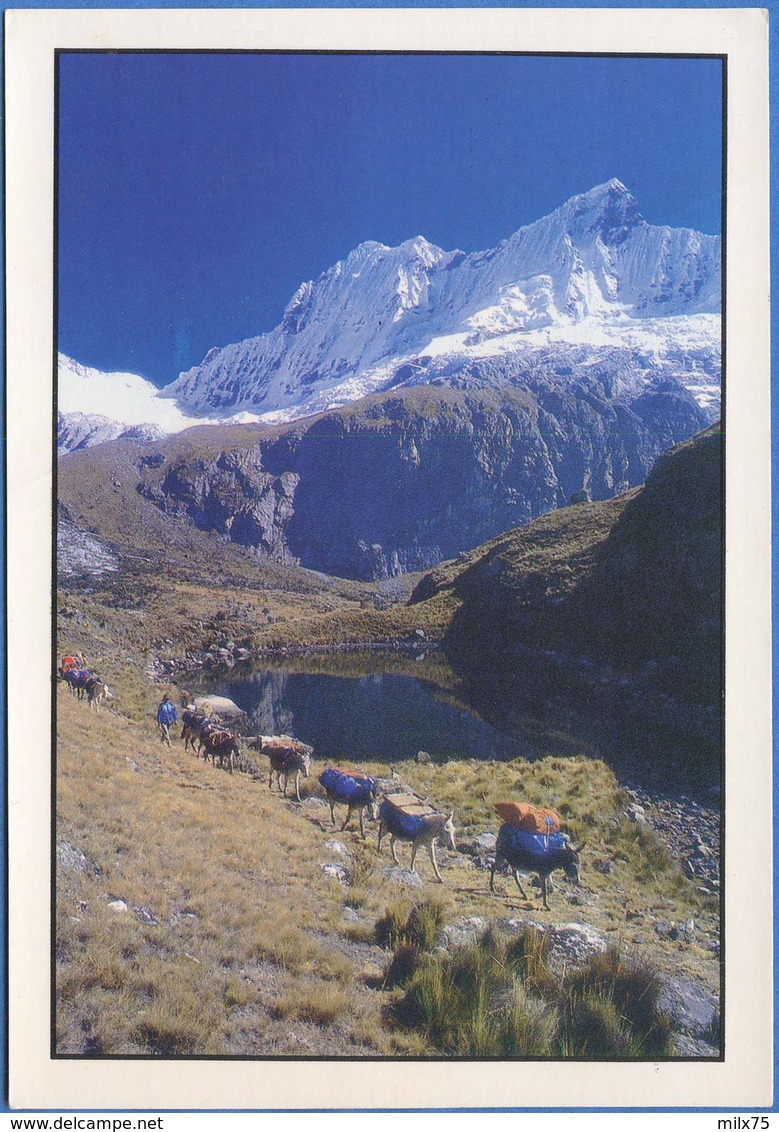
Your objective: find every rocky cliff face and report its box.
[135,377,708,580]
[427,424,722,704]
[138,448,300,564]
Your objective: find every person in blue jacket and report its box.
[157,693,178,746]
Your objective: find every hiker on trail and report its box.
[157,694,178,747]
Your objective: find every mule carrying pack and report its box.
[380,792,437,837]
[494,802,561,834]
[319,767,378,804]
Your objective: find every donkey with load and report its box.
[319,767,378,837]
[489,802,582,911]
[377,792,456,883]
[248,736,313,802]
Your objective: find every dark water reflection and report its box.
[196,664,526,762]
[189,650,720,798]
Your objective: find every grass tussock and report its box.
[274,983,351,1026]
[376,895,451,989]
[390,927,673,1058]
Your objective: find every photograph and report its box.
[4,2,773,1114]
[53,47,725,1062]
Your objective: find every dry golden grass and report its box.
[56,645,719,1057]
[56,687,391,1055]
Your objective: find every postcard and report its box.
[5,5,772,1112]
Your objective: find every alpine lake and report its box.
[183,647,720,800]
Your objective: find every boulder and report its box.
[380,866,423,889]
[547,923,608,965]
[473,832,498,853]
[658,975,719,1042]
[320,862,350,885]
[56,842,88,874]
[193,694,245,720]
[436,916,488,951]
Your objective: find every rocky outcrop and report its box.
[137,448,300,563]
[57,517,120,579]
[134,380,708,580]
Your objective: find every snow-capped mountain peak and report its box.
[162,179,720,422]
[66,180,721,436]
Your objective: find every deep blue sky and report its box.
[57,53,723,387]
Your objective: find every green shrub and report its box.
[375,900,412,949]
[404,896,448,951]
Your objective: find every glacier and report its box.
[57,354,266,450]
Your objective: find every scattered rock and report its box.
[56,842,88,874]
[169,907,199,925]
[107,899,128,913]
[320,863,350,885]
[592,857,615,875]
[436,916,488,951]
[134,905,158,925]
[301,796,327,810]
[678,918,696,943]
[494,917,532,936]
[547,923,608,965]
[381,866,423,889]
[341,907,361,924]
[473,832,497,853]
[325,840,350,857]
[671,1033,720,1057]
[415,750,431,764]
[59,606,86,624]
[622,784,720,891]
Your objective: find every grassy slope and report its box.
[56,671,719,1056]
[56,426,722,1054]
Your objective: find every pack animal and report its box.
[196,718,227,758]
[200,727,240,774]
[249,737,312,802]
[319,768,378,838]
[489,825,582,911]
[60,667,93,699]
[85,675,113,713]
[181,708,211,753]
[377,802,456,884]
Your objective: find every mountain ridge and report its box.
[60,377,709,581]
[164,179,720,421]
